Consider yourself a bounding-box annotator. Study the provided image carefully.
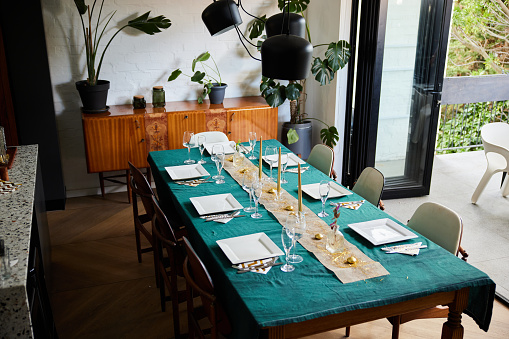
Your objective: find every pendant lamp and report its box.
[261,34,313,80]
[265,12,306,38]
[202,0,242,37]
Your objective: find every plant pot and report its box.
[281,121,312,159]
[76,80,110,113]
[209,83,227,104]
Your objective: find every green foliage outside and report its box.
[439,0,509,153]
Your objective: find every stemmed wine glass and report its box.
[183,131,195,164]
[318,180,330,217]
[248,131,257,160]
[281,218,296,272]
[211,144,224,180]
[251,180,263,219]
[288,212,306,264]
[214,150,225,184]
[243,171,256,213]
[197,135,206,164]
[280,153,289,184]
[264,146,277,181]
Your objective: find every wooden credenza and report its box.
[82,96,278,198]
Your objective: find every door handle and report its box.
[230,112,235,122]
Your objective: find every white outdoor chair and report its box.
[306,144,334,178]
[471,122,509,203]
[351,167,384,208]
[190,131,229,146]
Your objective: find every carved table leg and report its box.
[441,288,469,339]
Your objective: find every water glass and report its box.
[281,153,289,184]
[288,213,306,264]
[248,131,257,160]
[197,135,206,164]
[281,220,295,273]
[183,131,195,164]
[265,146,277,181]
[251,180,263,219]
[211,144,224,180]
[318,180,330,217]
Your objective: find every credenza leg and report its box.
[441,288,469,339]
[99,172,105,197]
[126,170,132,204]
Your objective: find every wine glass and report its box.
[183,131,195,164]
[288,213,306,264]
[264,146,277,181]
[250,180,263,219]
[197,135,206,164]
[243,171,256,213]
[248,131,257,160]
[211,144,224,180]
[215,151,225,184]
[280,153,289,184]
[281,220,295,273]
[318,180,330,217]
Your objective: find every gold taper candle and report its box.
[298,163,302,212]
[277,147,281,194]
[259,137,263,179]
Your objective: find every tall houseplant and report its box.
[249,0,350,155]
[74,0,171,112]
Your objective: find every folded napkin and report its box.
[214,217,234,224]
[0,180,22,195]
[233,258,276,274]
[285,166,308,174]
[381,242,426,256]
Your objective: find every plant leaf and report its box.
[285,82,303,101]
[262,85,286,107]
[195,52,210,62]
[287,128,300,144]
[248,16,266,40]
[311,58,334,85]
[167,69,182,81]
[74,0,87,15]
[191,71,206,83]
[278,0,310,13]
[127,12,172,35]
[320,126,339,148]
[325,40,351,72]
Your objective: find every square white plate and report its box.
[263,153,306,167]
[216,232,284,264]
[347,218,417,246]
[301,181,353,200]
[165,164,209,180]
[190,193,243,215]
[204,141,236,155]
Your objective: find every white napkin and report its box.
[382,242,426,256]
[285,167,308,174]
[214,217,233,224]
[233,258,276,274]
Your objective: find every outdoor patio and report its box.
[383,150,509,302]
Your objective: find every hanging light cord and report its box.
[235,26,262,61]
[238,0,265,23]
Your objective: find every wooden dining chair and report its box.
[306,144,335,178]
[151,195,187,339]
[351,167,385,209]
[182,236,232,339]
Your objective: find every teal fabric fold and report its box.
[149,139,495,338]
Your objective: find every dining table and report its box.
[148,139,495,339]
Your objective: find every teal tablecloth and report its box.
[149,139,495,339]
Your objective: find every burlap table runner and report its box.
[223,157,389,283]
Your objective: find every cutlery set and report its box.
[284,166,309,173]
[200,210,244,221]
[330,200,365,207]
[175,176,212,186]
[233,257,283,274]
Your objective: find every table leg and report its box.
[262,326,285,339]
[441,288,469,339]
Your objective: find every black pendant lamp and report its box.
[265,12,306,38]
[202,0,243,37]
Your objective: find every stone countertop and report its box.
[0,144,38,338]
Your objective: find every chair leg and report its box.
[345,326,350,337]
[135,227,142,263]
[501,172,509,197]
[126,170,132,203]
[99,172,105,197]
[159,275,166,312]
[171,272,181,339]
[471,170,494,203]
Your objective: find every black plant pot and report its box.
[281,121,312,159]
[209,83,227,104]
[75,80,110,113]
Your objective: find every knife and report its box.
[205,214,245,222]
[236,262,283,273]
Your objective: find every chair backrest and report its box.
[128,161,155,218]
[306,144,334,177]
[190,131,229,145]
[351,167,384,207]
[182,237,232,336]
[407,202,463,255]
[151,196,178,248]
[481,122,509,168]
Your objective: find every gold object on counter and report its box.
[284,205,294,211]
[347,256,357,264]
[315,233,324,240]
[267,188,276,194]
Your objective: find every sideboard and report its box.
[81,96,278,200]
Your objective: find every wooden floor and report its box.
[47,192,509,339]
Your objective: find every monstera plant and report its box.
[74,0,171,112]
[249,0,350,151]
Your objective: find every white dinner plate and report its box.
[189,193,243,215]
[165,164,209,180]
[216,232,284,264]
[204,141,236,155]
[262,153,306,167]
[301,181,353,200]
[347,218,417,246]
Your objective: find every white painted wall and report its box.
[40,0,349,197]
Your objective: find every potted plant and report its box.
[249,0,350,157]
[167,51,226,104]
[74,0,171,113]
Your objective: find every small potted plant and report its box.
[74,0,171,112]
[167,51,227,104]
